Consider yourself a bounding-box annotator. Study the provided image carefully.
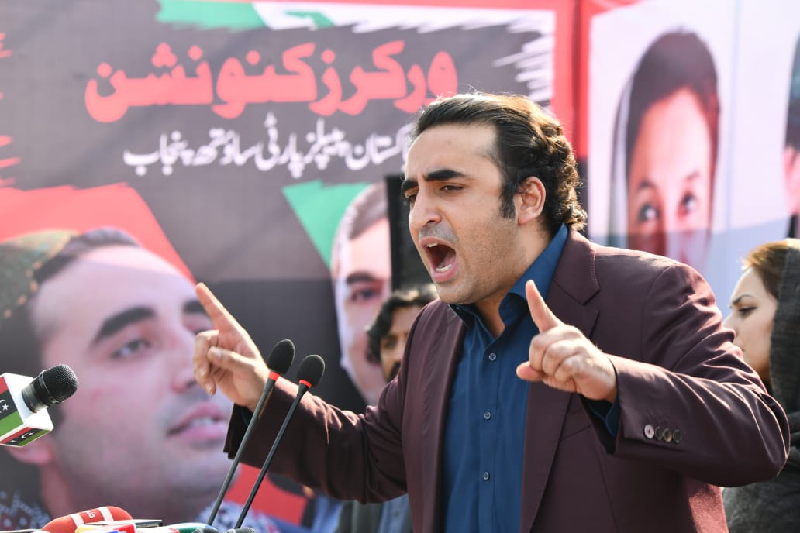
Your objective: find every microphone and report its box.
[206,339,296,526]
[41,507,132,533]
[234,354,325,528]
[1,364,79,446]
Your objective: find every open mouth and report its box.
[425,242,456,274]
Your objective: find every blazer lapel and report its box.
[519,229,600,532]
[421,305,464,532]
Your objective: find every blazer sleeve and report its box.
[601,263,790,487]
[222,356,410,504]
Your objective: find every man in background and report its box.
[335,283,437,533]
[0,228,296,532]
[329,181,392,408]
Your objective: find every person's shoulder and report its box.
[587,238,694,278]
[573,235,708,295]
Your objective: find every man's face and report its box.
[30,246,232,514]
[404,124,522,313]
[380,305,424,382]
[627,88,713,269]
[333,218,391,405]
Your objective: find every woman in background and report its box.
[722,239,800,532]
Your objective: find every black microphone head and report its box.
[37,364,79,405]
[267,339,295,374]
[297,354,325,387]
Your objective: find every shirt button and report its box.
[482,471,490,481]
[483,411,492,420]
[488,353,497,361]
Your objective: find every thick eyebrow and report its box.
[401,169,468,195]
[92,299,207,345]
[634,178,656,194]
[683,170,701,183]
[92,306,154,345]
[346,271,382,286]
[730,293,754,307]
[634,171,701,194]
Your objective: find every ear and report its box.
[516,176,546,226]
[5,433,56,466]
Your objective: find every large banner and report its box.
[0,0,571,530]
[6,0,795,529]
[586,0,800,305]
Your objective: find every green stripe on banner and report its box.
[157,0,265,31]
[284,11,335,29]
[283,181,369,269]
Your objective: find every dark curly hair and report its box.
[411,92,586,237]
[366,284,438,363]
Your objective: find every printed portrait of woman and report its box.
[609,31,720,271]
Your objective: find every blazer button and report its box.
[662,428,673,443]
[672,429,682,444]
[644,424,655,439]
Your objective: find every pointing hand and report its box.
[516,280,617,402]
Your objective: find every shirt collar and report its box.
[451,223,569,323]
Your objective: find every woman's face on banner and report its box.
[30,246,233,506]
[627,88,713,268]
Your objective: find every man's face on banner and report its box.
[333,218,391,406]
[627,88,713,268]
[28,246,232,515]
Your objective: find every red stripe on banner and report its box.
[0,376,8,396]
[575,0,641,158]
[0,136,11,147]
[0,185,194,282]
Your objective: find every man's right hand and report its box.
[193,282,269,411]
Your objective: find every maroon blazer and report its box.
[227,230,789,533]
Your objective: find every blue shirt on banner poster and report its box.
[442,224,618,532]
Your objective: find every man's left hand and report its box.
[516,280,618,402]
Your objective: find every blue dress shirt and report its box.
[442,224,619,532]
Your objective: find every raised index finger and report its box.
[526,279,560,332]
[196,282,240,330]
